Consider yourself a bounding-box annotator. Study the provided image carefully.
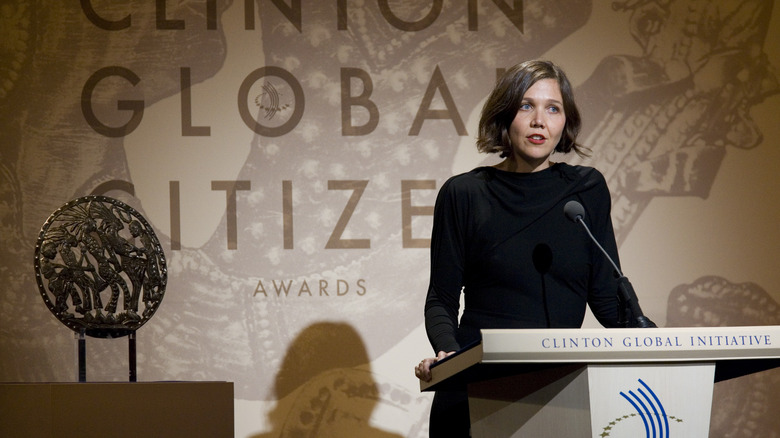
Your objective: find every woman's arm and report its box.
[424,177,468,353]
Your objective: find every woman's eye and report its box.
[519,103,531,110]
[548,106,561,113]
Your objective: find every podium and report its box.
[420,326,780,437]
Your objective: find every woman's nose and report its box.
[531,111,544,127]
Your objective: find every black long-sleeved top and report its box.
[424,163,623,354]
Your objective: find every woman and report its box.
[414,60,626,437]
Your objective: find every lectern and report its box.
[420,326,780,438]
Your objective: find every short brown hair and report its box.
[476,60,587,157]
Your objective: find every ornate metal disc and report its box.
[34,196,167,338]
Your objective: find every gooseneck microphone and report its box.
[564,200,656,328]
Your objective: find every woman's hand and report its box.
[414,350,454,382]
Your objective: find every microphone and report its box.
[564,200,656,328]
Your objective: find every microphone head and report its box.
[564,200,585,222]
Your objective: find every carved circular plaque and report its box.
[34,196,167,338]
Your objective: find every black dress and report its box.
[424,163,624,437]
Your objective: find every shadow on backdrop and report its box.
[251,321,405,438]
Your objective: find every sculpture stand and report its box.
[129,331,136,382]
[76,330,86,382]
[75,329,138,382]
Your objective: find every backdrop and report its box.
[2,1,779,436]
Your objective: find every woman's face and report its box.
[508,78,566,172]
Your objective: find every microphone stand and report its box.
[566,201,656,328]
[617,276,656,328]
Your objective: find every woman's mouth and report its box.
[527,134,546,145]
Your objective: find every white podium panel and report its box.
[586,363,715,438]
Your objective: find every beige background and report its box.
[1,1,779,436]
